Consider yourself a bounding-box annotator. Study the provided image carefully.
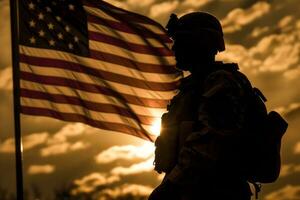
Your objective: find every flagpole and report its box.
[10,0,24,200]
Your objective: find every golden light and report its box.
[150,119,161,136]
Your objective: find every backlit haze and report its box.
[1,0,300,199]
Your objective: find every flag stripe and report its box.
[20,71,175,100]
[21,97,141,127]
[86,14,170,42]
[87,12,168,39]
[88,31,173,56]
[20,82,166,117]
[20,56,179,91]
[20,45,177,74]
[89,40,173,64]
[21,106,155,141]
[20,46,178,81]
[20,79,168,110]
[20,88,157,125]
[88,23,167,48]
[89,49,176,74]
[84,1,169,41]
[83,1,159,26]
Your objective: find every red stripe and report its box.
[20,88,156,125]
[89,49,177,74]
[88,31,173,56]
[19,54,179,91]
[87,14,171,43]
[21,106,155,142]
[20,71,169,108]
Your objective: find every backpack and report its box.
[230,69,288,184]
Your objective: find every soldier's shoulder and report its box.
[205,62,239,84]
[204,62,252,93]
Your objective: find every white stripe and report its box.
[20,79,166,117]
[89,40,173,65]
[20,63,177,99]
[21,97,143,128]
[88,22,168,48]
[19,46,179,83]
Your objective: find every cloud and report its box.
[294,142,300,154]
[221,1,271,33]
[47,123,87,144]
[0,132,49,153]
[283,67,300,80]
[280,164,300,177]
[95,143,154,164]
[27,164,55,175]
[0,122,90,155]
[250,26,269,38]
[277,15,294,30]
[0,67,12,90]
[274,102,300,117]
[72,172,120,194]
[41,141,89,157]
[182,0,211,8]
[40,123,90,157]
[97,184,153,199]
[127,0,154,7]
[149,1,179,18]
[104,0,129,10]
[265,185,300,200]
[111,157,154,176]
[218,18,300,74]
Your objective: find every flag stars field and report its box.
[68,4,75,11]
[28,2,35,10]
[38,12,44,20]
[68,43,74,49]
[65,25,70,32]
[38,30,45,37]
[47,23,54,30]
[29,36,36,44]
[46,6,52,12]
[29,20,36,27]
[57,33,63,40]
[49,39,55,46]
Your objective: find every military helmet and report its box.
[166,12,225,52]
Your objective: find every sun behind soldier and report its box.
[150,12,254,200]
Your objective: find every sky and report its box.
[0,0,300,199]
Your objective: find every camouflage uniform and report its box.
[163,62,252,200]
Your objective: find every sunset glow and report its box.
[149,119,161,136]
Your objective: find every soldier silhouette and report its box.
[149,12,288,200]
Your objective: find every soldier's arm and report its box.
[166,70,247,186]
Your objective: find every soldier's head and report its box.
[166,12,225,72]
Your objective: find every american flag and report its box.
[17,0,181,141]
